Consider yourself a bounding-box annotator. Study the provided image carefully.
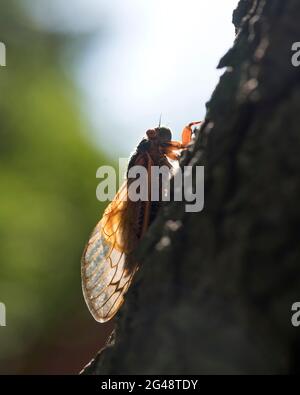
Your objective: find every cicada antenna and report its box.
[158,113,162,128]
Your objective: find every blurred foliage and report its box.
[0,0,110,370]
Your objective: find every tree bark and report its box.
[82,0,300,374]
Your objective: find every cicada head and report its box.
[146,127,172,143]
[156,127,172,143]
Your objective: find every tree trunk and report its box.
[82,0,300,374]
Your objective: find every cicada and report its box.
[81,122,201,322]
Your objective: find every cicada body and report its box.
[81,122,201,322]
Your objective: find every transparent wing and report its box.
[81,183,137,323]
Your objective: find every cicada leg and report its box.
[182,121,202,147]
[165,121,202,160]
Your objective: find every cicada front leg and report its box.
[165,121,202,160]
[181,121,202,147]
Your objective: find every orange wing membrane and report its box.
[81,183,138,322]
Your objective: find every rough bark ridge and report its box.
[83,0,300,374]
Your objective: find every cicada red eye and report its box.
[146,129,157,139]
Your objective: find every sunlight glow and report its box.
[28,0,238,154]
[77,0,238,155]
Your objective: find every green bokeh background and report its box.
[0,0,113,373]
